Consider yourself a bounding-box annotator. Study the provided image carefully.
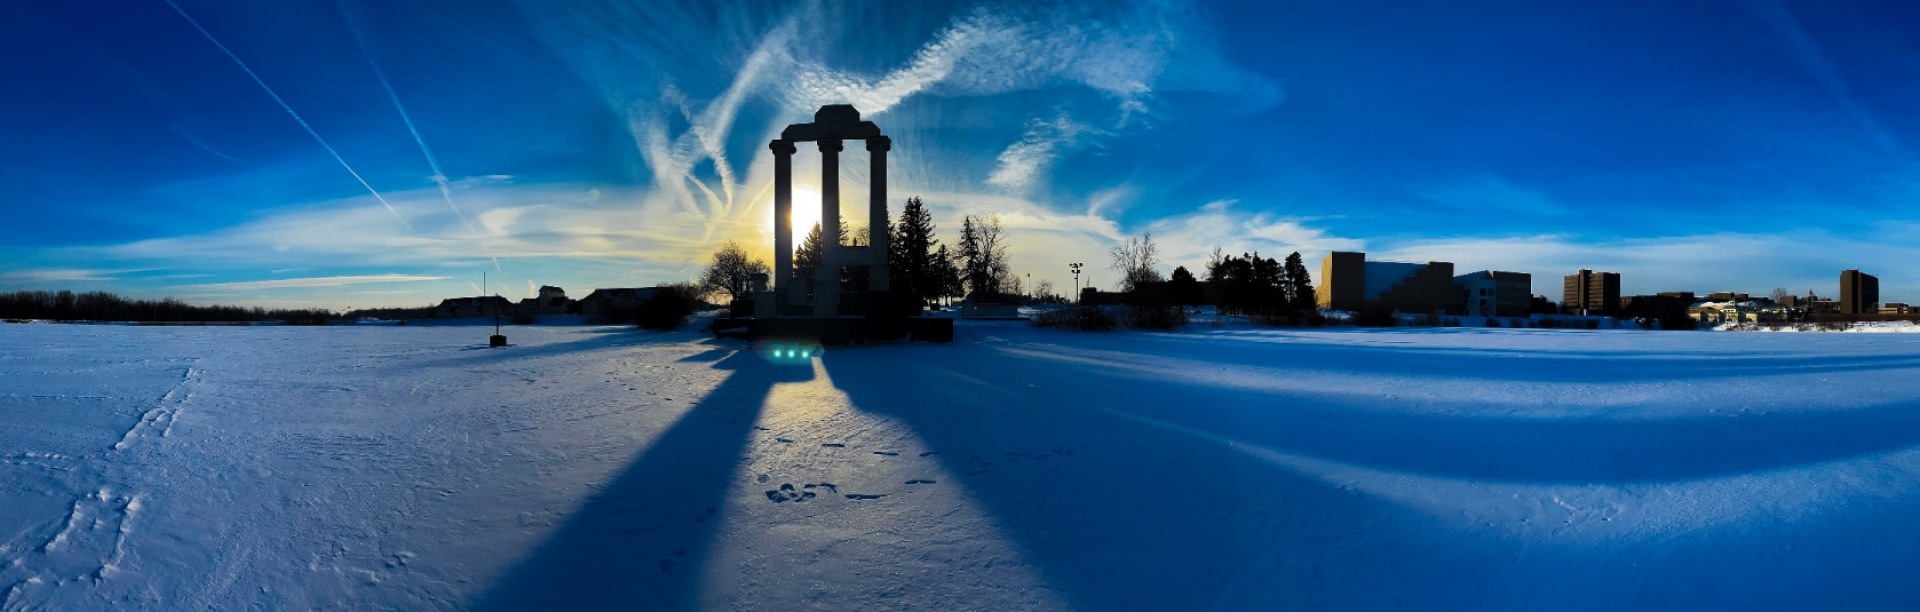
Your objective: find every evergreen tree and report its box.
[890,196,942,306]
[794,222,824,300]
[934,244,965,304]
[956,216,983,297]
[1283,252,1315,311]
[1168,266,1203,306]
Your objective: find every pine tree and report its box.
[1283,252,1315,311]
[1168,266,1202,306]
[890,197,941,306]
[794,222,824,300]
[956,216,982,297]
[934,244,965,304]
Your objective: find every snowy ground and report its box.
[5,321,1920,610]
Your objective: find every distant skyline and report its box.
[4,0,1919,309]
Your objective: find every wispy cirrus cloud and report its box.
[782,2,1281,123]
[0,269,120,283]
[175,274,449,291]
[987,113,1102,193]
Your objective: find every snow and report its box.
[5,321,1920,608]
[1719,320,1920,333]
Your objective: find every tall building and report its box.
[1562,269,1621,315]
[1841,269,1880,315]
[1317,251,1457,313]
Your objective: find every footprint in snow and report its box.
[905,479,937,485]
[821,443,845,448]
[873,451,899,456]
[765,483,817,503]
[845,493,888,500]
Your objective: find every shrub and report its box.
[1535,317,1562,329]
[1123,305,1189,330]
[1582,319,1600,330]
[510,313,539,325]
[1486,318,1502,328]
[1440,317,1461,327]
[636,285,699,331]
[1033,305,1118,331]
[1257,309,1326,327]
[1353,308,1398,327]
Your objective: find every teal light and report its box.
[801,350,811,358]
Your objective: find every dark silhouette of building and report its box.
[1562,269,1620,315]
[434,296,514,318]
[1841,269,1879,315]
[1621,292,1696,322]
[1453,270,1532,317]
[517,285,571,315]
[579,287,660,316]
[1316,251,1457,314]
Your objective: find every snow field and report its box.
[3,322,1920,609]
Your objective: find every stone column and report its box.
[867,136,891,291]
[815,139,843,317]
[769,140,796,305]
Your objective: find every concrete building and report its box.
[1562,269,1621,315]
[1317,251,1457,313]
[1881,303,1912,315]
[1841,269,1880,315]
[1453,271,1533,317]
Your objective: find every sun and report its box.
[789,186,823,249]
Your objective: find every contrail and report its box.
[162,0,413,231]
[335,0,502,270]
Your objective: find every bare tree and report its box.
[1109,231,1164,292]
[1769,287,1792,305]
[958,214,1011,298]
[701,241,769,303]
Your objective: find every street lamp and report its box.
[1069,263,1083,303]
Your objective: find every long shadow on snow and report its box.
[820,346,1407,610]
[980,338,1920,484]
[474,348,800,610]
[1111,331,1920,383]
[422,328,706,367]
[827,341,1920,608]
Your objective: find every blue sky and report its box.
[4,0,1919,308]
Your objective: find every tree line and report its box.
[0,290,335,324]
[704,197,1028,307]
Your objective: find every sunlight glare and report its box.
[790,187,822,251]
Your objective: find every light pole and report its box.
[1070,263,1083,303]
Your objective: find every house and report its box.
[1688,300,1787,325]
[434,296,515,318]
[517,285,570,315]
[578,287,661,315]
[1453,271,1532,317]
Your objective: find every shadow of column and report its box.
[474,348,804,610]
[817,345,1391,610]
